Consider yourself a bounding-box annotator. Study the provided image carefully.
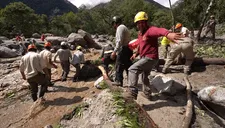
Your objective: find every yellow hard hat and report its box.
[134,11,148,23]
[76,45,82,50]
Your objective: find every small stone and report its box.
[44,125,53,128]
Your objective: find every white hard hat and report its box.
[61,41,66,46]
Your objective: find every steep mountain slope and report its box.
[0,0,78,16]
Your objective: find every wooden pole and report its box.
[169,0,175,32]
[182,76,193,128]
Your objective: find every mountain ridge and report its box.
[0,0,78,16]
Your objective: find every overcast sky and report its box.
[69,0,178,8]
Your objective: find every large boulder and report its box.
[198,86,225,119]
[45,36,67,46]
[0,36,8,44]
[0,36,9,41]
[78,29,102,49]
[78,62,101,81]
[0,40,20,49]
[32,33,41,38]
[67,33,87,47]
[198,86,225,103]
[151,74,186,95]
[0,46,19,58]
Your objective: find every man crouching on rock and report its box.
[20,44,48,102]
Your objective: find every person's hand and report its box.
[166,33,183,43]
[111,52,116,60]
[130,54,137,61]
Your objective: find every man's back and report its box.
[20,52,43,79]
[72,50,84,65]
[115,24,131,48]
[56,49,72,61]
[40,49,53,69]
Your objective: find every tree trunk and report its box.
[158,57,225,66]
[197,0,215,40]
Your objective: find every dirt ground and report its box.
[0,48,225,128]
[137,64,225,128]
[0,51,102,128]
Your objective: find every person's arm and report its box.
[166,33,182,43]
[149,26,169,37]
[148,26,182,43]
[114,27,123,53]
[100,47,105,58]
[111,26,123,60]
[130,44,140,61]
[69,50,72,62]
[19,59,26,80]
[48,53,57,68]
[53,50,59,62]
[81,53,85,64]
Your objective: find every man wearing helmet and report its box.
[175,23,190,37]
[20,44,48,102]
[111,16,133,86]
[53,42,72,81]
[71,45,85,82]
[203,15,216,39]
[39,42,57,87]
[125,11,182,100]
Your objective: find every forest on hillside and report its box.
[0,0,224,38]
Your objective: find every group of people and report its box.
[20,41,84,102]
[19,11,216,102]
[102,11,196,100]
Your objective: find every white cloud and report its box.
[69,0,111,8]
[69,0,178,8]
[154,0,178,7]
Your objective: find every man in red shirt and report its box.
[125,11,182,100]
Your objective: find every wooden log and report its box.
[158,57,225,66]
[97,65,158,128]
[182,76,193,128]
[0,56,21,63]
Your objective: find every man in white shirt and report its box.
[53,42,72,81]
[39,42,57,86]
[20,44,48,102]
[111,16,133,86]
[71,46,85,82]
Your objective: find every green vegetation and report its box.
[173,0,225,30]
[6,92,15,98]
[98,81,109,89]
[0,0,171,38]
[112,91,142,128]
[0,0,224,38]
[195,44,225,58]
[62,104,88,120]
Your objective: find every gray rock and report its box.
[0,46,19,58]
[45,36,67,46]
[44,125,53,128]
[67,33,87,47]
[151,74,186,95]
